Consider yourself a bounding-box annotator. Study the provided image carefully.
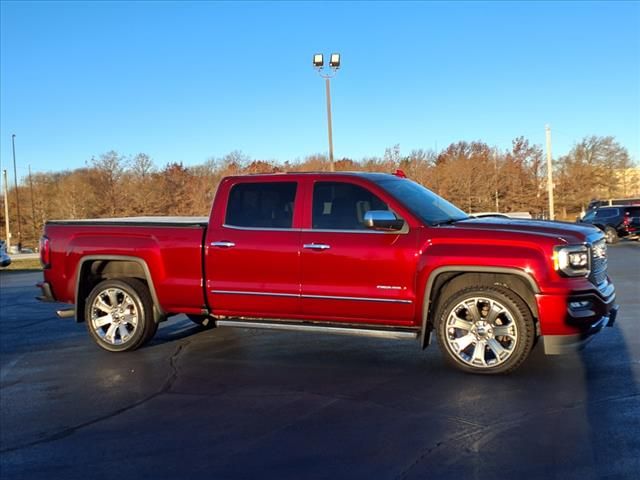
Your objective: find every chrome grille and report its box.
[589,239,608,286]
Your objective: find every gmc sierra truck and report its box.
[37,172,618,374]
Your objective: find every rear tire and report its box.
[85,278,157,352]
[435,285,535,374]
[604,227,619,244]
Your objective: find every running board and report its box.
[215,319,419,340]
[56,309,75,319]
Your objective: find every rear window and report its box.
[623,207,640,216]
[594,208,619,218]
[225,182,297,228]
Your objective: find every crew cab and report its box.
[37,172,618,374]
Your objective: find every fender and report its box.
[420,265,540,348]
[74,255,165,323]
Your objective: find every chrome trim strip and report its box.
[211,290,298,298]
[222,224,296,232]
[301,228,391,235]
[302,294,412,304]
[216,320,418,340]
[210,290,412,304]
[221,224,395,235]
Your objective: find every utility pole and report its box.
[545,125,555,220]
[29,165,37,244]
[11,134,23,248]
[494,149,499,212]
[325,78,335,171]
[3,169,11,250]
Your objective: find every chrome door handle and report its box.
[303,243,331,250]
[211,241,236,248]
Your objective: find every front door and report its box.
[299,180,418,326]
[206,179,301,318]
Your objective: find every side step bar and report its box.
[215,319,419,340]
[56,309,75,319]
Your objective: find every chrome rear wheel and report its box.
[85,278,157,352]
[90,287,139,346]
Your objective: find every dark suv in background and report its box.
[579,205,640,243]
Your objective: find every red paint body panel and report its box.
[41,172,616,344]
[43,224,205,315]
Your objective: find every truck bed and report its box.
[43,218,207,316]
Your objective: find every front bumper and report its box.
[539,281,618,355]
[542,305,618,354]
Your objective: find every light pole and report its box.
[313,53,341,172]
[11,134,23,249]
[2,170,11,249]
[545,125,555,220]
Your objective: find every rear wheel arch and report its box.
[420,267,540,348]
[75,255,165,324]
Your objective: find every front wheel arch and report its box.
[421,267,540,348]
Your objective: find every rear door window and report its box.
[225,182,297,228]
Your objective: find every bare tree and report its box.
[88,151,128,216]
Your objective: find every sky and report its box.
[1,0,639,181]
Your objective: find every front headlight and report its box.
[553,244,591,277]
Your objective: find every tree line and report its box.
[1,134,637,249]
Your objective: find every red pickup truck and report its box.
[38,172,618,374]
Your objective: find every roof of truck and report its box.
[231,171,405,180]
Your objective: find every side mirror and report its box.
[364,210,405,231]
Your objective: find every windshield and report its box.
[373,177,469,226]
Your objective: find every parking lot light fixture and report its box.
[329,53,340,69]
[313,53,324,68]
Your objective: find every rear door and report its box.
[205,178,302,318]
[299,179,419,326]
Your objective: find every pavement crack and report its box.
[394,393,640,479]
[0,340,191,455]
[395,428,485,480]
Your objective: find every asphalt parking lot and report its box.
[1,241,639,479]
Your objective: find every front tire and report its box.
[435,285,535,374]
[85,278,157,352]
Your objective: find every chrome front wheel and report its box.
[443,296,519,369]
[436,286,535,374]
